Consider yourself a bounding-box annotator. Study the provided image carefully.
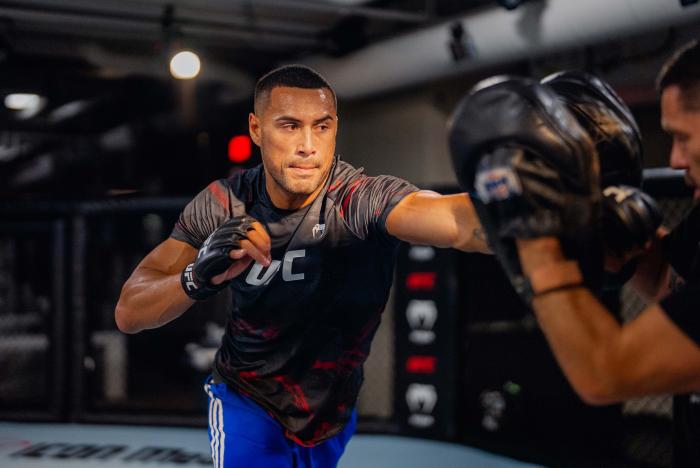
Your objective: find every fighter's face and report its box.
[661,85,700,199]
[249,86,337,209]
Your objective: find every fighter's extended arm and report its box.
[385,190,491,253]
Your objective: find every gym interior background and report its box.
[1,1,699,467]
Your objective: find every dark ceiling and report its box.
[0,1,500,64]
[0,0,521,199]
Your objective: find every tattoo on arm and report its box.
[473,227,493,251]
[473,227,487,242]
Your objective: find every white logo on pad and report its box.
[475,166,522,203]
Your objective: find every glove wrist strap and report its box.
[529,260,583,297]
[181,262,229,301]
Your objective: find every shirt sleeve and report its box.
[170,179,236,249]
[340,174,419,242]
[659,277,700,347]
[662,201,700,280]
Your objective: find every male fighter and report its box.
[115,65,489,468]
[450,40,700,467]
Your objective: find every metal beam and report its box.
[0,1,320,40]
[248,0,431,23]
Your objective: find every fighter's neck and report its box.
[264,173,327,211]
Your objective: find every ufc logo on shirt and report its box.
[245,249,306,286]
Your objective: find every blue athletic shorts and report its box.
[204,377,357,468]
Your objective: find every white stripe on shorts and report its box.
[207,385,220,468]
[216,398,225,467]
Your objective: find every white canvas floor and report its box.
[0,422,542,468]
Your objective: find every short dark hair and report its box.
[254,64,337,114]
[656,39,700,110]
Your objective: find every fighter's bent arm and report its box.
[385,190,491,253]
[115,238,197,334]
[115,221,270,334]
[518,237,700,404]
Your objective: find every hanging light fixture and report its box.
[169,50,201,80]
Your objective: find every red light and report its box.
[228,135,252,163]
[406,355,437,374]
[406,272,436,291]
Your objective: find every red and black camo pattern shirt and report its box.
[171,158,418,445]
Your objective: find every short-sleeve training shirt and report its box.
[658,201,700,468]
[171,158,418,445]
[660,201,700,345]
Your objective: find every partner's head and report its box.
[657,39,700,198]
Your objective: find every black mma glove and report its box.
[449,77,601,303]
[181,215,257,300]
[602,185,662,258]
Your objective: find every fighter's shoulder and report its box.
[207,165,261,203]
[326,159,416,203]
[326,159,367,201]
[186,166,260,217]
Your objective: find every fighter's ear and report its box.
[249,113,262,147]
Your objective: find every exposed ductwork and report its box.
[305,0,700,99]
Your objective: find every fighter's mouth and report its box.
[288,163,319,173]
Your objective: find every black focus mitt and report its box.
[449,77,602,302]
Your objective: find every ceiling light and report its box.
[4,93,46,119]
[5,93,41,111]
[169,51,201,79]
